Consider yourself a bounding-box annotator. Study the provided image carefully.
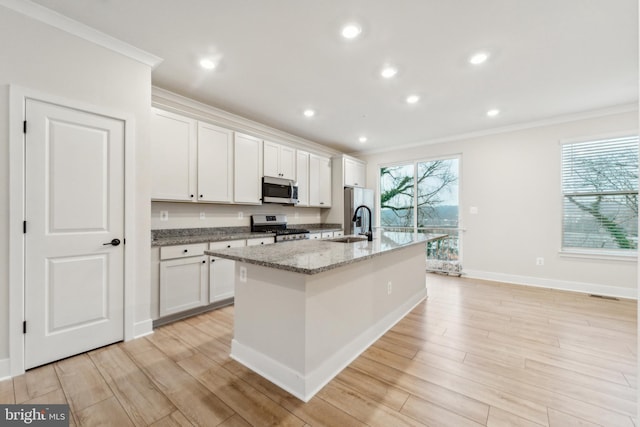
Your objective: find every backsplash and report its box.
[151,201,324,230]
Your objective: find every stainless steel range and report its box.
[251,214,310,242]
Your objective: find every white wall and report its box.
[0,6,152,364]
[151,202,324,229]
[362,111,639,298]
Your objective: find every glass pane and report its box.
[563,193,638,250]
[416,159,459,228]
[380,164,414,227]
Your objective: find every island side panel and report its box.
[303,243,427,397]
[230,262,309,396]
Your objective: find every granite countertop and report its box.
[205,230,447,275]
[151,224,344,247]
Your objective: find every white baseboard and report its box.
[0,358,11,381]
[231,290,427,402]
[132,319,154,339]
[463,269,638,299]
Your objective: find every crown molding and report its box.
[353,103,639,156]
[0,0,163,68]
[152,86,340,157]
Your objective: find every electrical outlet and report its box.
[536,257,544,266]
[239,266,247,282]
[160,211,169,221]
[200,212,206,220]
[238,211,244,219]
[387,281,393,295]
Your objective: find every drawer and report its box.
[160,243,207,260]
[333,230,344,237]
[309,233,322,240]
[321,232,334,239]
[247,237,275,246]
[209,239,246,250]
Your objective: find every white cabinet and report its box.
[264,141,296,180]
[197,122,233,203]
[246,237,275,246]
[234,133,263,204]
[159,243,208,316]
[151,108,234,203]
[150,108,197,201]
[296,151,310,206]
[309,154,332,207]
[209,240,246,303]
[344,157,366,188]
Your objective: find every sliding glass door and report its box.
[380,157,462,274]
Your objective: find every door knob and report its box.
[103,238,121,246]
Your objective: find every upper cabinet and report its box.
[309,154,332,207]
[197,122,233,203]
[234,133,263,204]
[151,108,233,203]
[150,108,197,201]
[296,150,310,206]
[344,157,366,188]
[264,141,296,180]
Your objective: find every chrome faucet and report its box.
[352,205,373,241]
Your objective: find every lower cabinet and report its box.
[159,255,208,316]
[209,239,246,303]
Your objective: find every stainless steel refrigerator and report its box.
[344,187,375,235]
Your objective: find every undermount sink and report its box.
[328,236,369,243]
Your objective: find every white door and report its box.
[24,99,125,369]
[197,122,233,203]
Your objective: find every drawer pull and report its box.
[183,249,188,253]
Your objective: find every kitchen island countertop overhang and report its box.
[204,230,447,274]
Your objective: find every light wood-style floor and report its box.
[0,275,636,426]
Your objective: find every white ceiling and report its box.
[29,0,638,154]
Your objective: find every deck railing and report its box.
[381,227,463,275]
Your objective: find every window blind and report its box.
[561,135,638,251]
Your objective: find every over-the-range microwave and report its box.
[262,176,299,205]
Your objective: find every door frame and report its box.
[9,85,138,376]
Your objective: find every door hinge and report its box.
[23,121,27,134]
[23,321,26,334]
[23,221,26,234]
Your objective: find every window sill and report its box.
[559,249,638,262]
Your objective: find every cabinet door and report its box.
[150,108,197,201]
[309,154,321,206]
[159,256,207,316]
[344,158,366,187]
[279,145,296,180]
[296,151,310,206]
[198,122,233,202]
[234,133,263,204]
[246,237,275,246]
[209,240,245,302]
[263,141,280,179]
[209,257,235,302]
[318,156,332,207]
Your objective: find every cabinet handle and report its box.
[227,245,231,248]
[261,242,264,245]
[202,260,206,264]
[190,194,194,198]
[211,259,215,263]
[183,249,188,253]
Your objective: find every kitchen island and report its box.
[205,230,445,401]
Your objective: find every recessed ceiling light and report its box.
[406,95,420,104]
[199,58,217,70]
[341,23,362,39]
[359,136,368,143]
[303,109,316,118]
[380,66,398,79]
[469,52,489,65]
[486,109,500,117]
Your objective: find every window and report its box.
[561,135,638,253]
[380,157,461,273]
